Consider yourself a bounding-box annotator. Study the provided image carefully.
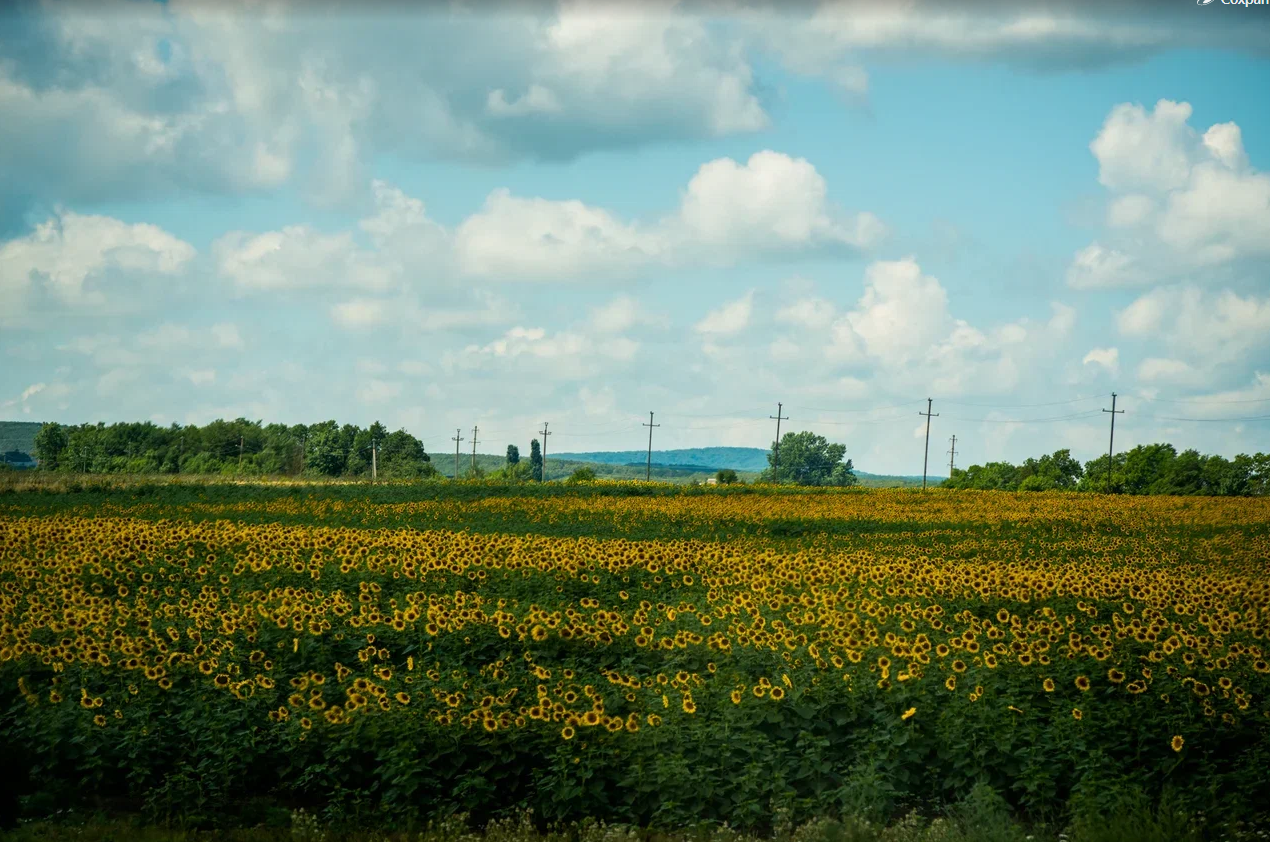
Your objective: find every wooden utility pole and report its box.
[539,422,551,482]
[238,435,244,474]
[948,434,957,477]
[642,412,660,481]
[1103,392,1124,493]
[470,425,480,473]
[371,439,377,482]
[769,402,789,471]
[919,398,939,490]
[452,428,464,479]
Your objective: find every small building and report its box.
[705,477,718,486]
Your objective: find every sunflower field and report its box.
[2,481,1269,833]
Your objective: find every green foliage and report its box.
[530,440,543,483]
[567,467,597,483]
[944,444,1269,497]
[25,419,432,481]
[760,432,856,487]
[716,469,739,485]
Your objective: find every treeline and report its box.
[29,419,438,480]
[942,444,1270,496]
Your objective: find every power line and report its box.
[1146,413,1270,423]
[942,409,1105,424]
[1129,393,1270,405]
[938,394,1109,409]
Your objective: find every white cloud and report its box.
[182,369,217,387]
[0,210,194,319]
[1118,285,1270,366]
[211,323,244,349]
[1065,242,1141,289]
[455,189,657,281]
[214,225,392,292]
[1,0,774,212]
[1082,347,1119,377]
[332,298,390,329]
[677,151,885,257]
[1137,357,1196,384]
[1068,99,1270,287]
[1116,288,1170,336]
[776,296,836,330]
[356,379,403,403]
[590,296,641,333]
[695,291,754,336]
[847,257,948,367]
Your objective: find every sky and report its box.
[2,0,1269,475]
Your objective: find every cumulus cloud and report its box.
[695,291,755,336]
[675,151,886,259]
[207,152,880,291]
[1118,285,1270,368]
[1067,99,1270,288]
[0,0,771,215]
[0,209,194,320]
[1082,347,1119,377]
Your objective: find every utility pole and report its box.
[1103,392,1124,493]
[948,434,957,477]
[769,402,789,471]
[919,398,939,490]
[238,435,244,475]
[371,438,377,483]
[452,428,464,479]
[642,412,660,482]
[470,425,480,473]
[539,422,551,482]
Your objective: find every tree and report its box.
[530,439,543,482]
[568,466,597,483]
[33,423,68,470]
[760,431,852,486]
[716,468,739,485]
[507,445,520,467]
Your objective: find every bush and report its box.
[568,467,597,484]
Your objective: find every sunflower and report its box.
[93,714,107,727]
[944,676,957,691]
[1072,708,1083,720]
[901,707,916,721]
[1107,669,1126,684]
[952,660,967,673]
[561,726,576,740]
[1075,676,1091,691]
[730,689,743,704]
[1171,735,1184,752]
[769,687,785,701]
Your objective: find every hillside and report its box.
[0,420,41,463]
[555,447,770,472]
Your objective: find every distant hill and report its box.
[556,447,771,473]
[0,421,41,464]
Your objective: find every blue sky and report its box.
[2,0,1269,473]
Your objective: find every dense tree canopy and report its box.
[944,445,1268,496]
[30,419,435,479]
[759,431,857,487]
